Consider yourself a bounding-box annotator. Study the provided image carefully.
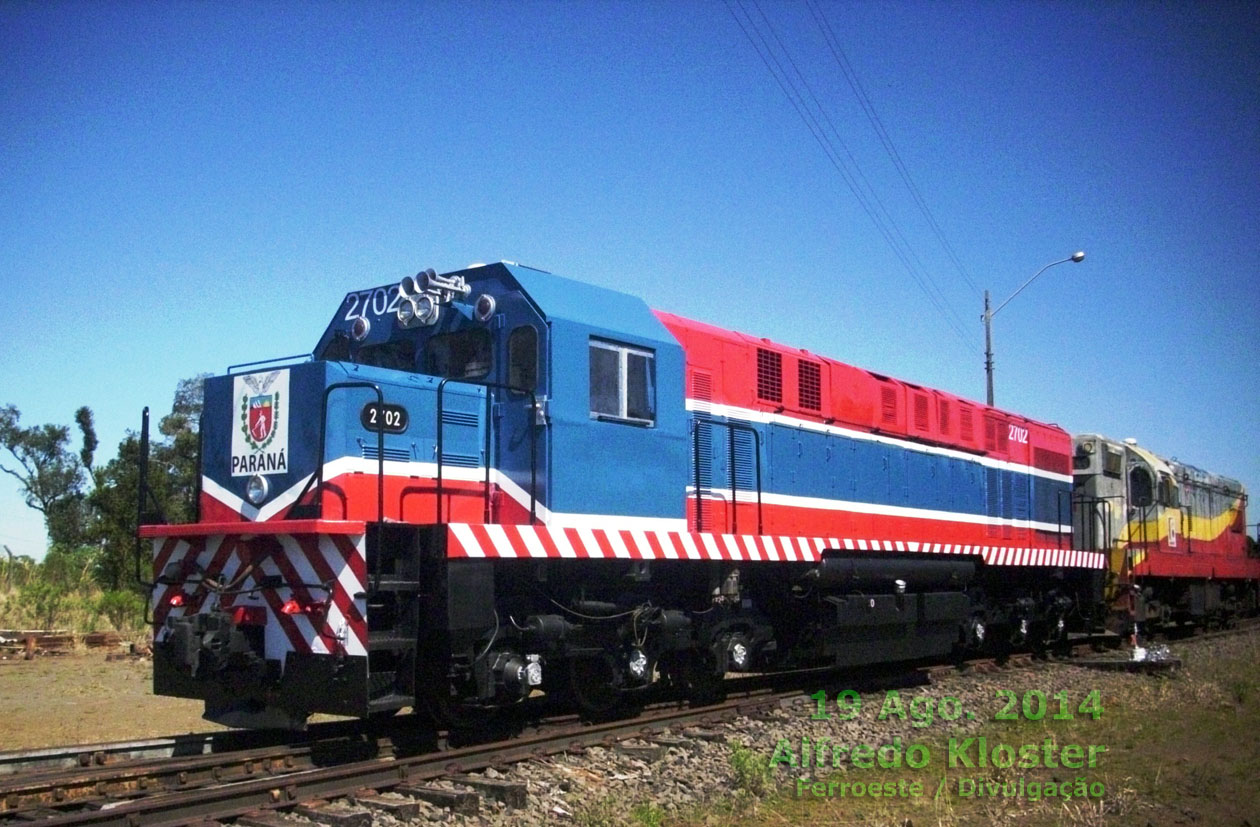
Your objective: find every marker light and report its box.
[246,474,269,505]
[168,593,186,607]
[351,315,371,342]
[474,293,496,322]
[280,599,325,617]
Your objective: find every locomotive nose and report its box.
[201,363,326,520]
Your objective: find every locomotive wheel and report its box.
[554,655,627,720]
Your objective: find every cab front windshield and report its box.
[424,328,492,380]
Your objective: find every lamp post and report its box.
[984,251,1084,406]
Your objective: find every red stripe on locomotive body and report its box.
[1133,549,1260,580]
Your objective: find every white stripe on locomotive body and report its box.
[552,528,579,559]
[631,529,656,560]
[449,523,484,558]
[679,532,702,560]
[440,524,1106,570]
[519,525,550,559]
[203,447,1071,539]
[686,399,1073,485]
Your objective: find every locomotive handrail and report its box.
[134,406,163,592]
[1070,492,1117,554]
[227,353,312,374]
[435,378,539,525]
[692,418,762,535]
[285,382,385,590]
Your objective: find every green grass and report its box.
[671,633,1260,826]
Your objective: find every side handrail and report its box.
[228,353,311,374]
[436,378,539,526]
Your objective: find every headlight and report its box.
[350,315,371,342]
[397,297,416,326]
[415,294,439,326]
[246,474,269,505]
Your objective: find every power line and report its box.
[806,0,980,296]
[751,0,969,335]
[723,0,975,350]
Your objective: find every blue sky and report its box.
[2,1,1257,559]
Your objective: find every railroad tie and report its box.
[394,783,480,815]
[444,773,528,808]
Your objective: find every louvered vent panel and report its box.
[442,410,479,427]
[986,467,1001,537]
[693,418,714,529]
[732,429,757,489]
[985,417,998,451]
[694,418,713,487]
[798,361,822,411]
[913,394,930,431]
[756,348,782,403]
[960,407,974,441]
[938,400,951,435]
[690,370,713,401]
[362,445,413,463]
[997,421,1010,451]
[881,387,898,424]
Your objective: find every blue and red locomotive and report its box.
[139,262,1237,728]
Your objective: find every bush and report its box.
[97,590,146,634]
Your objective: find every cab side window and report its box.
[589,339,655,425]
[1129,466,1154,508]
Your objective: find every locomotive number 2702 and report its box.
[361,403,409,433]
[1008,424,1029,444]
[344,286,402,320]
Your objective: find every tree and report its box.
[89,375,208,589]
[156,374,208,524]
[0,404,97,547]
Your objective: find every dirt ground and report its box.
[0,652,224,752]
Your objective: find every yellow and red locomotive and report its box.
[1072,434,1256,631]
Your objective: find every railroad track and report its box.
[1,690,782,825]
[5,622,1254,825]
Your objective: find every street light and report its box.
[984,251,1084,406]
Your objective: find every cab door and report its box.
[492,294,549,522]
